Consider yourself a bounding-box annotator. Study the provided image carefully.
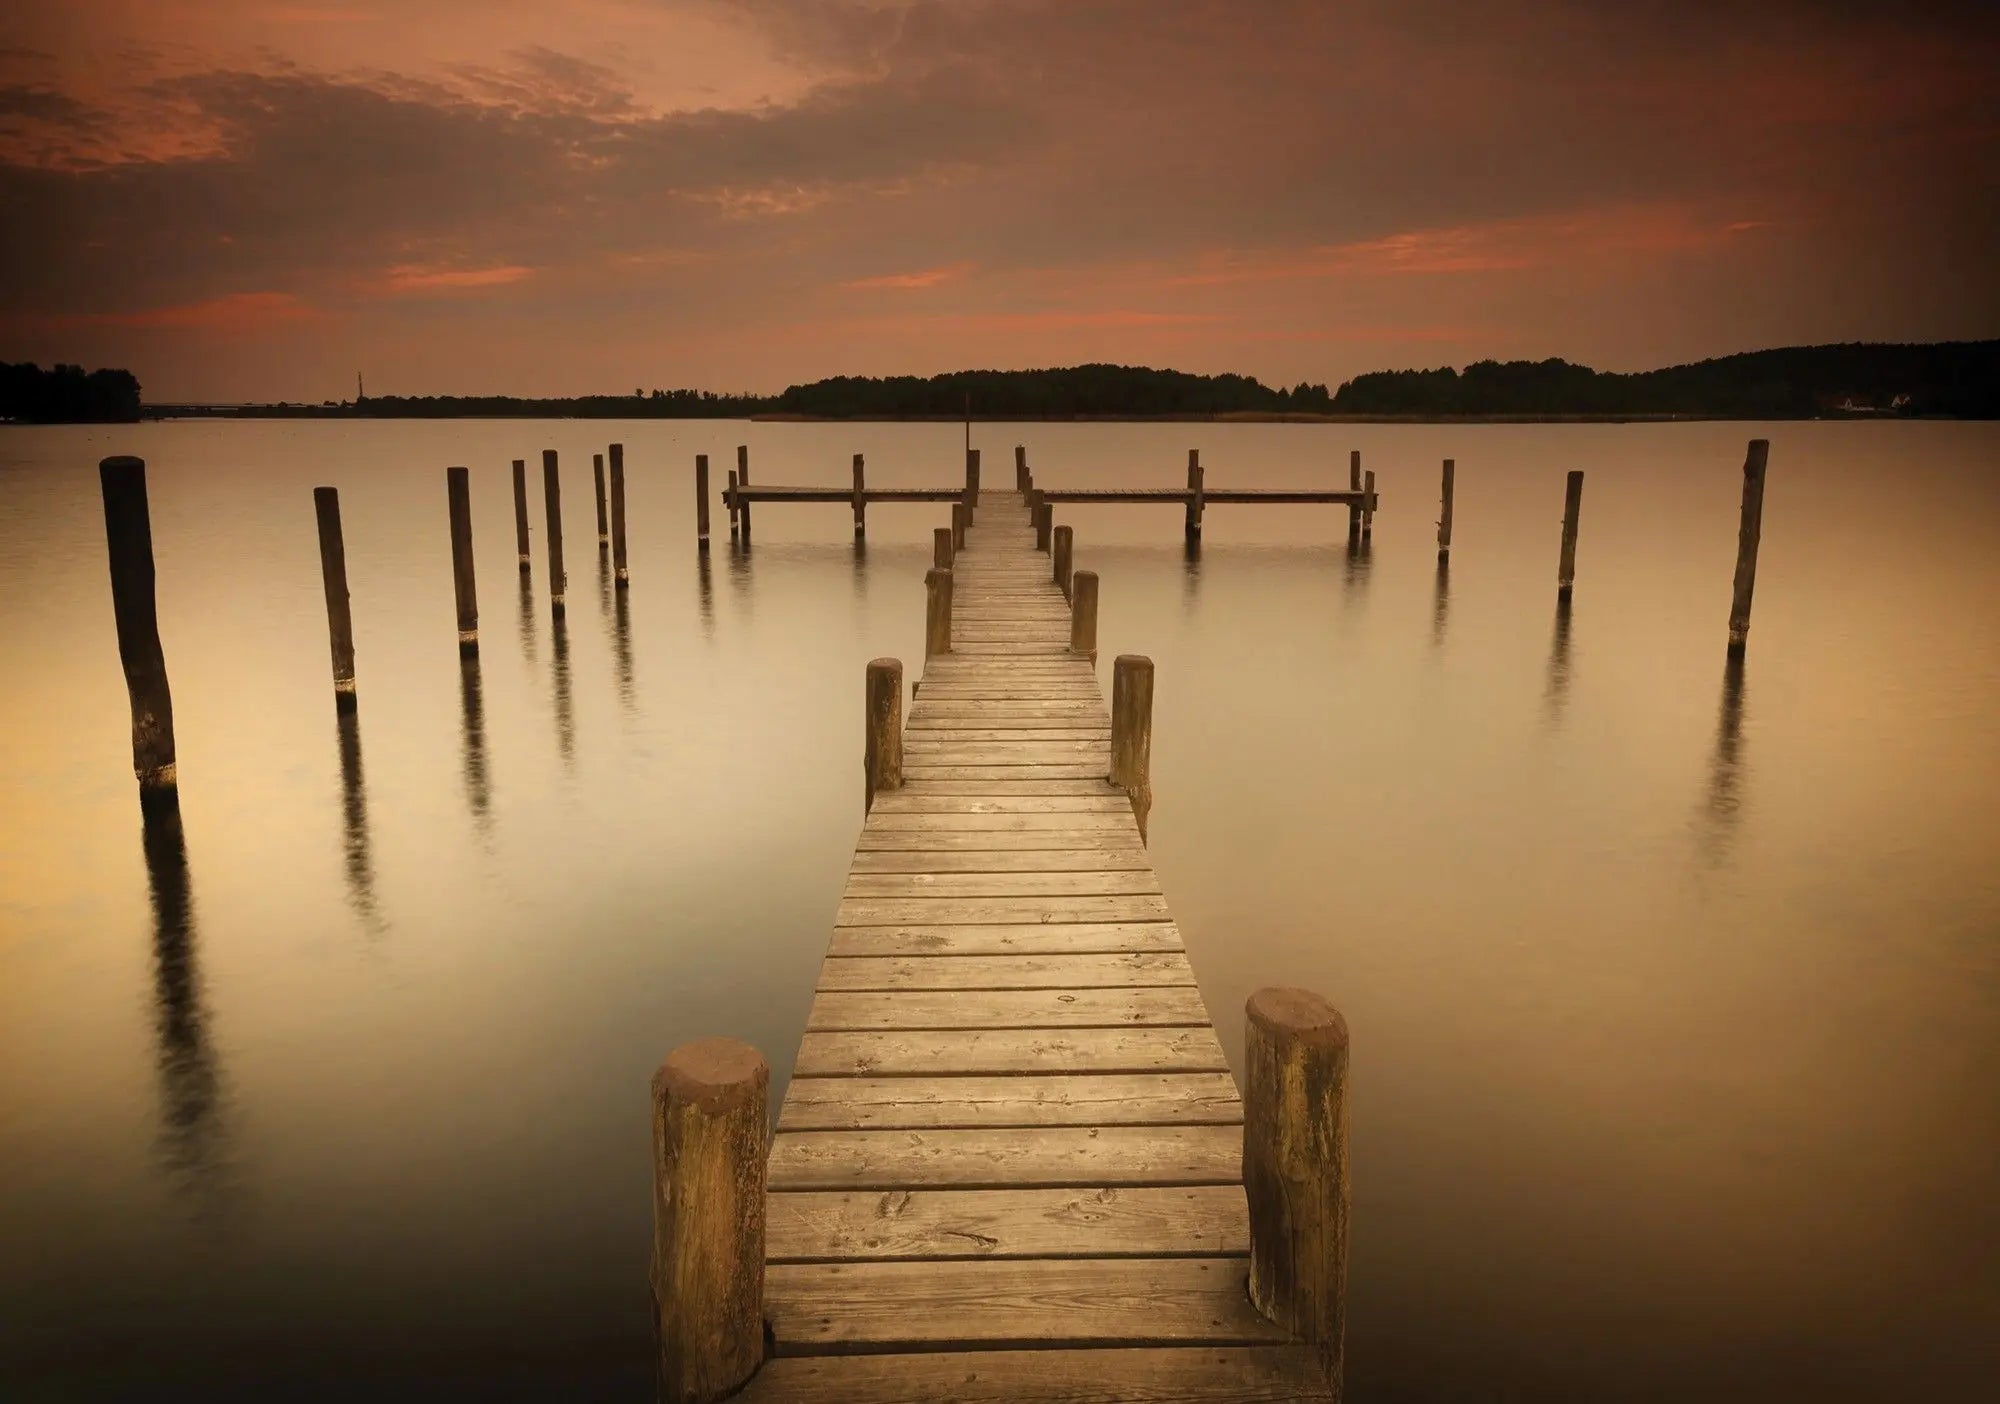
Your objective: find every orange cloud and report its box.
[29,291,321,333]
[843,262,977,291]
[376,263,534,294]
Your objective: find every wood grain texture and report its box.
[827,922,1180,957]
[816,952,1192,990]
[794,1027,1231,1077]
[769,1124,1244,1189]
[806,987,1210,1030]
[767,1185,1248,1260]
[777,1073,1240,1130]
[736,1346,1332,1403]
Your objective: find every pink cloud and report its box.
[28,291,321,333]
[843,261,977,291]
[375,263,534,294]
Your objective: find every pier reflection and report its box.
[458,656,492,832]
[1181,537,1202,618]
[1340,535,1373,612]
[1543,597,1574,726]
[334,709,382,930]
[1699,655,1750,865]
[1431,559,1451,648]
[140,805,229,1201]
[612,588,636,711]
[696,551,715,638]
[516,571,537,664]
[551,618,575,767]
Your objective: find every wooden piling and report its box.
[726,469,740,540]
[864,657,904,810]
[925,567,953,659]
[1244,985,1350,1390]
[1185,449,1205,542]
[1347,450,1362,544]
[852,453,867,540]
[312,486,357,711]
[1438,458,1455,560]
[1557,469,1583,600]
[1052,524,1074,601]
[1070,569,1099,662]
[593,452,609,549]
[447,465,479,655]
[610,442,629,587]
[650,1037,768,1404]
[1110,653,1154,842]
[1362,470,1376,540]
[1015,444,1028,493]
[511,458,531,572]
[1035,501,1052,552]
[98,456,178,807]
[695,454,711,552]
[964,448,980,526]
[736,445,752,542]
[542,449,567,617]
[933,526,953,570]
[1728,439,1769,655]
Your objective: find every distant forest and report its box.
[2,362,143,422]
[9,341,1994,423]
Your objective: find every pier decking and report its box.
[738,489,1332,1400]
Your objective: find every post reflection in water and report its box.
[551,617,575,767]
[726,537,753,618]
[334,709,382,930]
[1181,536,1202,618]
[1699,655,1750,865]
[596,551,613,623]
[458,656,492,832]
[1543,596,1574,726]
[516,571,536,665]
[695,551,715,638]
[612,586,636,712]
[1340,535,1373,611]
[850,536,868,606]
[140,805,229,1201]
[1431,558,1451,648]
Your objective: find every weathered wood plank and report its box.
[864,812,1135,831]
[806,987,1209,1030]
[828,923,1179,957]
[768,1125,1243,1189]
[834,895,1170,927]
[892,729,1111,744]
[902,765,1117,781]
[844,871,1160,897]
[736,1346,1332,1403]
[849,850,1150,874]
[900,745,1114,765]
[765,1185,1249,1260]
[893,779,1126,795]
[763,1258,1284,1350]
[817,952,1192,990]
[794,1026,1231,1077]
[869,793,1125,812]
[855,828,1147,852]
[777,1074,1240,1131]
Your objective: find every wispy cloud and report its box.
[375,263,534,294]
[37,291,320,332]
[842,261,975,290]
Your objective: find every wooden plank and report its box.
[833,895,1170,926]
[869,791,1123,810]
[863,812,1135,831]
[794,1027,1231,1077]
[767,1125,1243,1189]
[765,1184,1249,1260]
[855,829,1146,851]
[899,746,1114,765]
[890,729,1110,743]
[827,922,1180,956]
[737,1346,1332,1403]
[891,778,1127,795]
[850,850,1150,874]
[776,1073,1241,1130]
[903,765,1116,781]
[806,987,1209,1030]
[843,870,1162,897]
[816,952,1192,990]
[763,1257,1284,1350]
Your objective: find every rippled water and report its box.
[1,418,1994,1400]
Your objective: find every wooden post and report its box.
[852,453,867,540]
[609,442,629,588]
[1110,653,1154,842]
[736,445,751,542]
[1244,986,1351,1390]
[695,454,711,552]
[865,657,904,811]
[313,486,357,711]
[1035,501,1053,552]
[1185,449,1204,542]
[1347,450,1362,544]
[1437,458,1455,560]
[542,449,567,618]
[925,567,953,659]
[1728,439,1770,656]
[98,456,178,808]
[511,458,531,572]
[963,448,980,527]
[1362,469,1376,540]
[593,452,609,549]
[1053,524,1074,600]
[1557,469,1583,600]
[447,465,479,655]
[726,469,739,540]
[1070,569,1098,662]
[952,501,967,552]
[1015,444,1028,493]
[650,1037,768,1404]
[933,526,953,570]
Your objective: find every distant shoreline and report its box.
[95,408,1962,425]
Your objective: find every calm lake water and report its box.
[1,418,1994,1400]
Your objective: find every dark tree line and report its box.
[2,363,142,422]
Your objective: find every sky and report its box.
[1,0,1995,401]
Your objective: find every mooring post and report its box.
[1557,469,1584,600]
[313,486,357,712]
[925,567,954,660]
[609,442,630,588]
[964,448,980,527]
[1110,653,1154,842]
[852,453,867,540]
[933,525,954,570]
[865,657,904,811]
[1015,444,1028,493]
[1053,524,1074,600]
[542,449,567,618]
[1070,569,1099,662]
[695,454,711,552]
[1347,450,1362,544]
[1244,985,1351,1391]
[1035,501,1053,552]
[650,1037,768,1404]
[593,452,609,550]
[736,445,751,542]
[98,456,178,808]
[1728,439,1770,656]
[445,466,479,655]
[1185,449,1205,542]
[1362,469,1376,540]
[952,501,967,552]
[726,469,740,540]
[511,458,531,572]
[1438,458,1455,560]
